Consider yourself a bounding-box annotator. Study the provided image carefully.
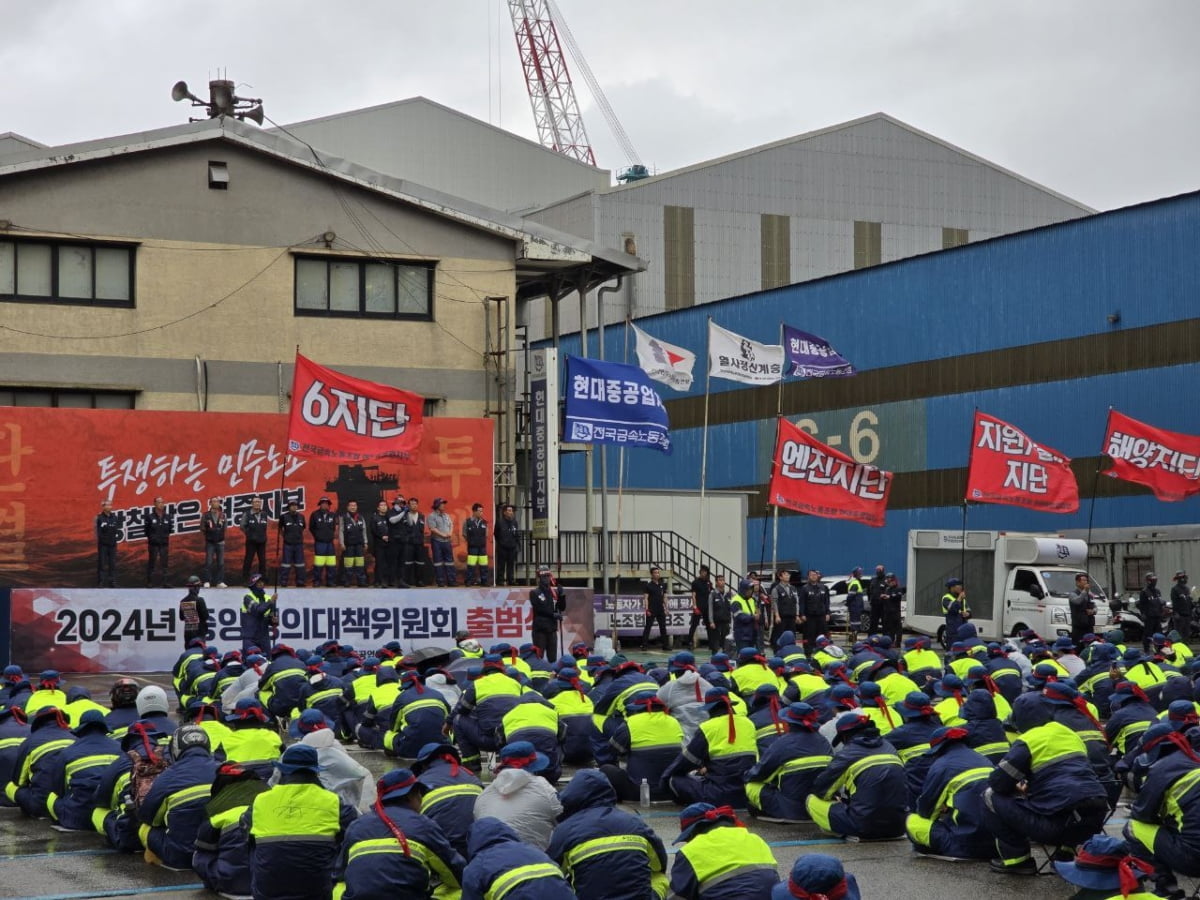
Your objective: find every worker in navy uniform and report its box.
[982,712,1109,875]
[494,503,520,587]
[1124,721,1200,898]
[240,573,277,655]
[192,762,267,899]
[905,725,995,860]
[640,565,670,652]
[333,767,465,900]
[662,687,757,807]
[338,499,368,587]
[798,569,830,653]
[309,496,339,587]
[1137,572,1166,653]
[941,578,969,642]
[866,564,887,636]
[44,709,120,831]
[463,503,490,586]
[95,499,120,587]
[709,574,733,653]
[1055,835,1160,900]
[242,743,358,900]
[685,565,713,651]
[238,496,270,586]
[138,725,218,870]
[806,711,906,840]
[845,567,866,639]
[385,495,412,588]
[411,742,483,859]
[0,707,30,806]
[547,769,669,900]
[5,706,75,818]
[668,803,778,900]
[1171,570,1193,641]
[144,495,173,588]
[369,500,391,587]
[772,855,861,900]
[278,499,307,587]
[880,572,906,644]
[403,497,427,587]
[744,702,833,823]
[179,576,209,647]
[731,578,760,651]
[462,817,576,900]
[530,566,566,659]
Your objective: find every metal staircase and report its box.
[521,529,741,590]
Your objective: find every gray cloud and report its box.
[1,0,1196,210]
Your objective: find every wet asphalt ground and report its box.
[0,667,1120,900]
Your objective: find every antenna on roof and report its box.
[171,75,265,126]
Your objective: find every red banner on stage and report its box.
[965,411,1079,512]
[0,407,492,588]
[288,353,424,463]
[768,417,892,527]
[1103,410,1200,502]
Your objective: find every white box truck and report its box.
[904,529,1111,645]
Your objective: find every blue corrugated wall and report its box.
[546,191,1200,572]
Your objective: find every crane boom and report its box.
[544,0,642,167]
[507,0,596,166]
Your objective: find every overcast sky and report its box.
[3,1,1196,211]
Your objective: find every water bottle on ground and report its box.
[639,778,651,809]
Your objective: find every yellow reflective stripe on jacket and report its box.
[898,743,931,763]
[931,766,991,819]
[768,755,832,786]
[973,741,1009,758]
[502,702,559,735]
[343,834,463,889]
[754,722,785,740]
[420,782,483,812]
[157,783,212,826]
[0,737,25,751]
[484,862,564,900]
[18,738,74,784]
[306,688,344,708]
[209,803,250,831]
[250,781,341,840]
[1115,720,1151,754]
[65,753,120,781]
[824,754,903,798]
[1163,767,1200,824]
[400,698,449,726]
[473,673,523,704]
[563,834,662,875]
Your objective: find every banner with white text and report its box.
[0,407,492,589]
[10,587,594,672]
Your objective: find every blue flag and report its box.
[564,356,671,454]
[782,324,855,378]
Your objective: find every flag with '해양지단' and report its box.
[632,322,695,390]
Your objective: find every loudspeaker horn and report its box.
[171,80,202,103]
[237,104,265,126]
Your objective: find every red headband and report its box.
[235,706,268,723]
[1073,850,1154,897]
[499,752,539,770]
[378,773,419,798]
[788,876,849,900]
[931,726,969,747]
[681,805,744,832]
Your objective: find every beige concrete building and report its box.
[0,118,640,430]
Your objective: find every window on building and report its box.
[1123,556,1154,592]
[853,221,881,270]
[294,256,434,320]
[0,239,134,306]
[663,205,695,310]
[0,388,135,409]
[761,213,791,290]
[942,227,969,249]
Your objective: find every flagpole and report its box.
[1087,407,1113,551]
[771,322,784,573]
[698,317,712,555]
[961,407,977,585]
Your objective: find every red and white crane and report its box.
[507,0,647,180]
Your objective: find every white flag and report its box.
[707,321,784,385]
[632,322,695,391]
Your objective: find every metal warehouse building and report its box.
[550,188,1200,587]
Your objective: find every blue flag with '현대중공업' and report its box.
[564,356,671,453]
[782,324,855,378]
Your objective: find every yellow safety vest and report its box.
[250,781,341,841]
[501,702,559,737]
[700,714,758,760]
[678,826,776,885]
[627,711,684,752]
[473,672,524,704]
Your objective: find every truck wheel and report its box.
[1010,624,1028,639]
[859,612,871,634]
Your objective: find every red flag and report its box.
[1103,410,1200,502]
[965,411,1078,512]
[768,417,892,527]
[287,354,424,463]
